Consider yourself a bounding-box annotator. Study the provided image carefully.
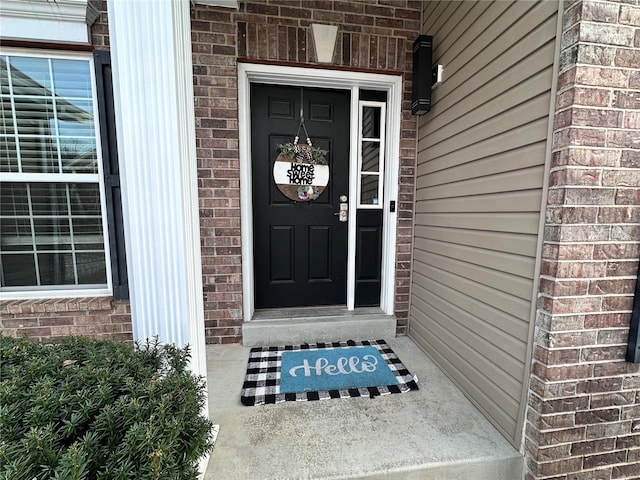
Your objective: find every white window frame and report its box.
[357,100,386,209]
[0,48,112,300]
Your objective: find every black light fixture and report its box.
[411,35,433,116]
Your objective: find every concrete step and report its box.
[242,307,397,346]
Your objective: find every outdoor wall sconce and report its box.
[312,24,338,63]
[411,35,443,116]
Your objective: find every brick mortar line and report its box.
[554,105,638,114]
[535,342,630,349]
[527,389,638,403]
[550,145,636,152]
[579,19,638,28]
[580,0,639,5]
[546,191,640,196]
[531,437,633,449]
[571,85,639,92]
[551,125,640,133]
[538,275,639,281]
[541,241,640,245]
[548,164,639,169]
[538,298,633,306]
[575,60,640,69]
[574,45,640,54]
[537,299,636,305]
[537,327,629,336]
[534,343,631,350]
[529,375,639,385]
[536,314,634,321]
[535,358,633,367]
[547,220,640,224]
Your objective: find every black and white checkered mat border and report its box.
[241,339,419,406]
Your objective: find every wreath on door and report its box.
[273,136,328,202]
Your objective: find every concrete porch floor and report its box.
[203,336,523,480]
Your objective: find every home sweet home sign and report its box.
[273,144,329,202]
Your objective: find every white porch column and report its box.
[107,1,207,381]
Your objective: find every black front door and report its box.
[251,84,350,309]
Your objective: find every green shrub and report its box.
[0,335,214,480]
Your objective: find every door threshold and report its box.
[251,306,384,322]
[244,307,395,346]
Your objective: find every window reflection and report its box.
[360,175,379,205]
[362,106,381,138]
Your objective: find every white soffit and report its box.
[0,0,99,44]
[193,0,239,9]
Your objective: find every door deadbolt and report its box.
[335,196,348,222]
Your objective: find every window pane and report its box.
[361,141,380,172]
[14,97,56,136]
[0,135,18,173]
[15,136,59,173]
[8,57,52,96]
[28,183,69,215]
[1,254,37,286]
[362,106,381,138]
[52,59,92,99]
[0,56,98,174]
[0,183,29,215]
[57,100,94,135]
[360,174,379,205]
[76,252,107,284]
[0,58,9,95]
[1,95,14,135]
[73,218,105,250]
[0,182,106,288]
[69,184,102,215]
[0,218,31,251]
[34,217,72,251]
[61,137,98,174]
[38,252,75,285]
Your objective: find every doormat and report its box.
[241,340,418,406]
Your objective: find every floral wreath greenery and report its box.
[278,136,328,165]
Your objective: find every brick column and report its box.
[525,1,640,479]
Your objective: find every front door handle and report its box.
[335,200,348,222]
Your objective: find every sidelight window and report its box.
[0,52,110,295]
[357,101,386,208]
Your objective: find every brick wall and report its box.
[525,1,640,479]
[192,0,421,343]
[0,299,132,342]
[0,1,133,342]
[91,0,109,50]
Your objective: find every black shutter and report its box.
[94,50,129,299]
[626,261,640,363]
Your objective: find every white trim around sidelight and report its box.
[357,100,386,210]
[238,62,401,320]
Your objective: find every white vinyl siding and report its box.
[409,0,559,446]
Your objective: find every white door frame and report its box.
[238,62,402,321]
